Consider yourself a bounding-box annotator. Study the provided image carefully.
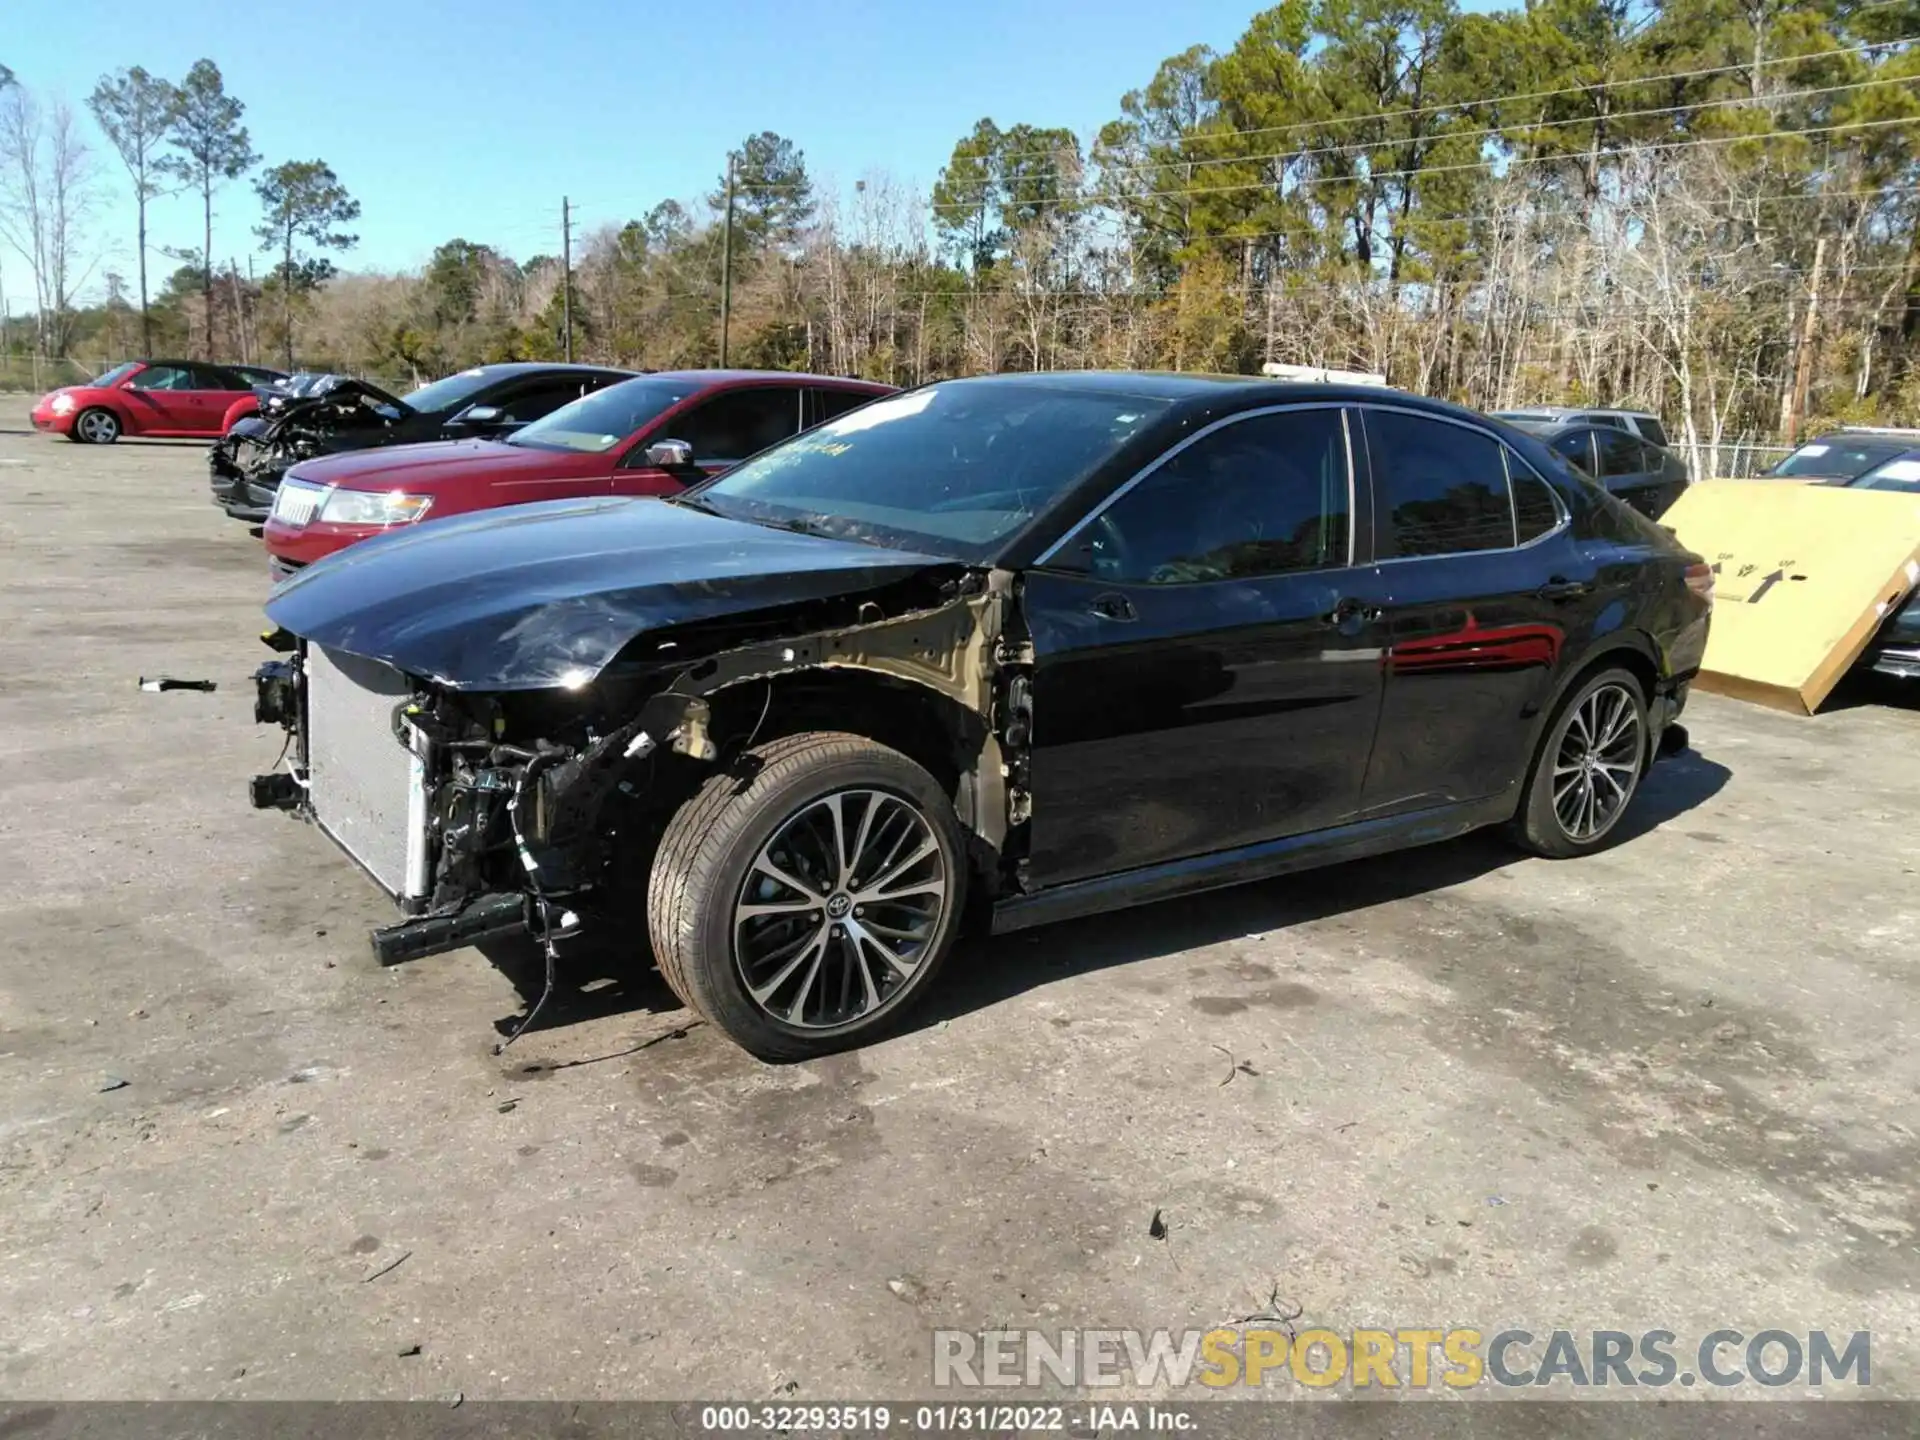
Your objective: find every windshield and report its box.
[401,368,498,415]
[507,376,702,454]
[91,362,140,387]
[1769,437,1914,478]
[1850,456,1920,493]
[688,380,1171,560]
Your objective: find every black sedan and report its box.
[249,373,1712,1059]
[1501,416,1690,519]
[211,362,634,522]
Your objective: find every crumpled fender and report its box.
[264,495,962,692]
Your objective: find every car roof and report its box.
[457,362,638,378]
[930,370,1510,424]
[642,368,894,388]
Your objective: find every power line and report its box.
[926,113,1920,214]
[985,35,1920,164]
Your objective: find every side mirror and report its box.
[455,404,504,428]
[644,438,696,469]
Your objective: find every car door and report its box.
[120,363,198,433]
[614,384,806,495]
[1357,405,1586,816]
[1549,427,1597,478]
[185,364,249,433]
[1022,405,1392,888]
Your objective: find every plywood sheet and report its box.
[1657,480,1920,713]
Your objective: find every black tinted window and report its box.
[1075,409,1350,584]
[1366,410,1513,557]
[1551,429,1594,474]
[1510,457,1563,543]
[813,388,878,425]
[494,379,601,424]
[1638,418,1669,447]
[675,387,803,462]
[1596,429,1646,478]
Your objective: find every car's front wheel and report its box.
[1511,667,1648,858]
[71,407,120,444]
[648,731,967,1061]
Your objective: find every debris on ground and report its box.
[1210,1044,1258,1086]
[396,1344,421,1358]
[363,1251,412,1283]
[98,1076,129,1093]
[137,677,217,693]
[1232,1283,1304,1338]
[1148,1208,1168,1240]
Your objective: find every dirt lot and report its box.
[1,400,1917,1402]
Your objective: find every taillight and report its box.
[1684,562,1714,607]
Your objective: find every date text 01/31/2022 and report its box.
[697,1405,1195,1432]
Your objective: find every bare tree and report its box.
[0,84,97,356]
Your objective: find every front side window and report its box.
[1060,409,1350,584]
[127,364,193,391]
[672,387,804,463]
[1365,409,1513,558]
[690,380,1172,561]
[1551,429,1595,475]
[1596,429,1647,478]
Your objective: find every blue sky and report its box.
[4,0,1312,301]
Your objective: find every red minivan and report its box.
[262,370,893,578]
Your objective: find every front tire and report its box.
[71,407,120,444]
[648,732,968,1061]
[1510,667,1648,858]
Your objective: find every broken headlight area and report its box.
[249,641,679,966]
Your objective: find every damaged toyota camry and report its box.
[251,373,1712,1059]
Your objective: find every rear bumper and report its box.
[1867,645,1920,680]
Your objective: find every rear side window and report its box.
[673,386,805,463]
[1364,409,1513,558]
[127,364,194,391]
[1637,418,1669,447]
[1509,457,1564,543]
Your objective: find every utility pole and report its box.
[719,153,736,366]
[561,196,574,363]
[1785,236,1827,444]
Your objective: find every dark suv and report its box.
[1501,416,1691,519]
[251,374,1713,1060]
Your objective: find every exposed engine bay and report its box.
[211,377,410,494]
[252,567,1033,971]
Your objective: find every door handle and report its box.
[1089,592,1137,622]
[1536,576,1591,601]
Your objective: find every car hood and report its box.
[264,496,960,691]
[286,438,553,489]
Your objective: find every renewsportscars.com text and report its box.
[932,1327,1871,1390]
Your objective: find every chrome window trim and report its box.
[1032,401,1358,571]
[1356,402,1570,565]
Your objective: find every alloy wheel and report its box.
[77,410,118,443]
[732,788,948,1030]
[1551,682,1643,842]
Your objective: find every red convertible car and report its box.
[32,360,263,443]
[263,370,893,577]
